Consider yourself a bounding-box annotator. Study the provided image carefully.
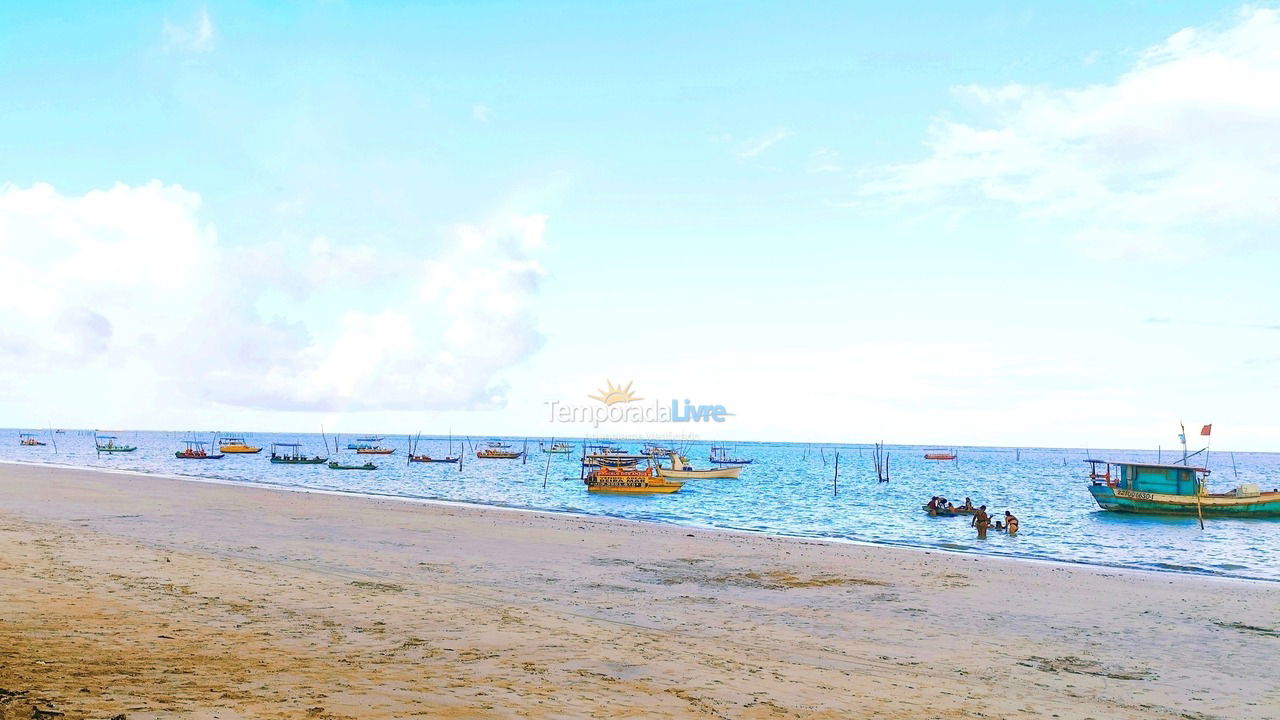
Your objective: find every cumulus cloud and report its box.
[163,7,215,53]
[859,6,1280,259]
[0,181,549,413]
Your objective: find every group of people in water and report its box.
[926,496,1019,539]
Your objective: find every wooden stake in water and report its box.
[543,448,552,489]
[832,451,839,496]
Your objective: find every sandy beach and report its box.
[0,463,1276,719]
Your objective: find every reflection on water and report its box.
[4,430,1279,581]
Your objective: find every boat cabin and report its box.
[1087,460,1207,497]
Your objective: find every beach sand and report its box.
[0,463,1276,719]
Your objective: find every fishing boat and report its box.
[218,437,262,454]
[581,451,642,468]
[346,436,384,450]
[175,440,224,460]
[924,450,957,461]
[477,448,523,459]
[921,504,977,517]
[328,460,377,470]
[643,444,674,456]
[1087,460,1280,518]
[269,443,327,464]
[408,453,461,463]
[355,446,395,455]
[94,435,137,453]
[584,464,683,494]
[656,452,744,480]
[709,446,753,464]
[18,433,45,446]
[485,440,513,448]
[541,441,574,454]
[407,433,461,463]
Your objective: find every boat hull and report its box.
[921,505,976,517]
[96,447,137,453]
[356,448,395,455]
[657,465,744,479]
[220,447,262,454]
[270,457,328,464]
[1089,485,1280,518]
[587,484,681,494]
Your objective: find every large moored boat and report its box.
[1087,460,1280,518]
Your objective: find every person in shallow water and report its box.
[971,505,991,539]
[962,497,974,510]
[1005,511,1019,535]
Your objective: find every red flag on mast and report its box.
[1200,424,1212,436]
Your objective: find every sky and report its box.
[1,1,1278,450]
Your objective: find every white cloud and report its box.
[860,6,1280,259]
[0,182,549,414]
[472,104,491,123]
[163,7,215,53]
[737,128,792,158]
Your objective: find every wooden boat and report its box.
[346,436,384,450]
[709,446,753,465]
[924,450,957,461]
[328,461,377,470]
[269,443,327,464]
[407,432,462,464]
[656,453,744,479]
[1087,460,1280,518]
[18,433,46,446]
[477,448,522,459]
[581,453,641,468]
[585,465,683,494]
[409,454,460,463]
[921,504,976,517]
[175,440,224,460]
[355,446,395,455]
[219,437,262,454]
[541,441,574,454]
[95,435,136,453]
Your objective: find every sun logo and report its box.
[588,380,642,406]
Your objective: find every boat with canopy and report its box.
[175,440,224,460]
[269,442,327,464]
[1087,460,1280,518]
[219,437,262,454]
[95,435,137,453]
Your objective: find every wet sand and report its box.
[1,462,1276,719]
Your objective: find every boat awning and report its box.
[1093,460,1210,473]
[273,443,303,447]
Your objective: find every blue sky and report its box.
[2,1,1278,449]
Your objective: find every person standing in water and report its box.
[1005,511,1019,536]
[971,505,991,539]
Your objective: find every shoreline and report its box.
[1,456,1273,585]
[2,462,1278,718]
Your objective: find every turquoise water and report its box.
[4,430,1278,581]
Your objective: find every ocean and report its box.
[5,430,1278,581]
